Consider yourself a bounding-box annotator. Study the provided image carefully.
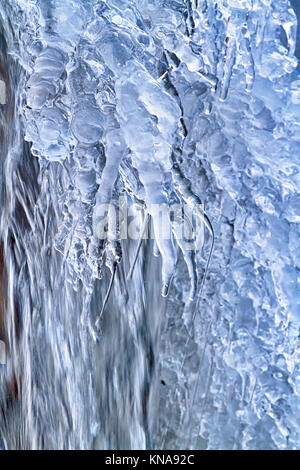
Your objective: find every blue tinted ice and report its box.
[0,0,299,450]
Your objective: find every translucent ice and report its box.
[0,0,299,452]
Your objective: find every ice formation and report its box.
[0,0,299,450]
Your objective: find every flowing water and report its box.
[0,0,300,450]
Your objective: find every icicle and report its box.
[220,37,237,101]
[95,261,117,331]
[127,211,149,281]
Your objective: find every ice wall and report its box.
[0,0,299,449]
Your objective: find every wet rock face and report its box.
[0,0,299,450]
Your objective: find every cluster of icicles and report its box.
[13,0,260,334]
[10,0,227,338]
[16,0,261,332]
